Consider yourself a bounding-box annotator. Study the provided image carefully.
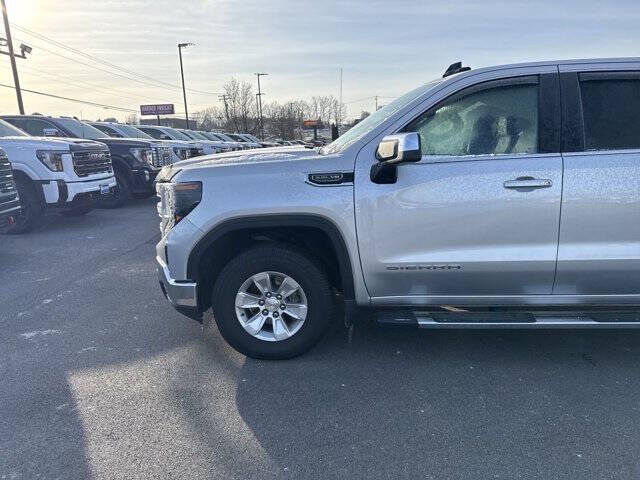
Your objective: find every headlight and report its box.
[196,148,204,155]
[156,181,202,233]
[172,147,190,160]
[130,147,154,166]
[36,150,66,171]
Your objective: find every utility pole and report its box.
[178,42,194,129]
[1,0,25,114]
[339,67,343,126]
[375,95,378,112]
[255,72,268,139]
[218,94,229,127]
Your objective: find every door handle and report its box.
[503,176,553,190]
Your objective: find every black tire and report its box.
[61,204,92,216]
[5,177,43,234]
[211,245,334,360]
[100,169,130,209]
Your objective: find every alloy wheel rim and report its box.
[235,271,308,342]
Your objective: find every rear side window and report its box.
[404,82,538,156]
[94,124,121,137]
[139,127,162,139]
[580,77,640,151]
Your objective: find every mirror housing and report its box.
[376,132,422,164]
[43,128,61,137]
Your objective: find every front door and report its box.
[355,73,563,301]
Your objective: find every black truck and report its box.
[1,115,171,208]
[0,147,21,233]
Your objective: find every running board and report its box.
[375,310,640,329]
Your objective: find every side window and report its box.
[140,127,162,139]
[95,125,121,137]
[404,82,539,156]
[579,77,640,151]
[3,118,26,131]
[21,119,58,137]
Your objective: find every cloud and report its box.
[1,0,639,119]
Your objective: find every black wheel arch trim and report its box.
[187,214,356,300]
[110,155,136,183]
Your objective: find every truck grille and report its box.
[152,146,171,167]
[0,151,20,222]
[0,151,17,196]
[72,150,113,177]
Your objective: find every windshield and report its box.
[200,132,220,141]
[217,133,235,142]
[116,124,153,139]
[163,127,192,141]
[55,118,109,139]
[0,119,27,137]
[321,80,442,155]
[228,134,247,142]
[184,131,208,141]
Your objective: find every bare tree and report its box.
[223,78,256,133]
[331,98,346,126]
[124,114,139,125]
[191,106,225,131]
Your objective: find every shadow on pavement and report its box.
[228,321,640,479]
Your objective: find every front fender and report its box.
[187,214,358,301]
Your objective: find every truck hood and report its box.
[156,146,327,182]
[178,145,317,168]
[0,135,108,151]
[90,137,154,148]
[150,139,192,148]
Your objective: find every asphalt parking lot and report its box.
[2,199,640,479]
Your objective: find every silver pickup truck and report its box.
[155,57,640,359]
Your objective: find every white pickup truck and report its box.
[0,119,116,233]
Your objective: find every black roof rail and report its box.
[443,61,471,78]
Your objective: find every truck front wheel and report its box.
[211,245,334,359]
[100,169,130,209]
[5,177,43,234]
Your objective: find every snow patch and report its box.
[20,329,61,340]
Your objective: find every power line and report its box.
[344,95,398,104]
[0,83,137,112]
[12,36,177,92]
[343,95,375,104]
[19,64,161,104]
[11,23,223,96]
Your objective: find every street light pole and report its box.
[178,42,194,129]
[254,72,268,139]
[1,0,24,114]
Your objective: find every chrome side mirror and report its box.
[376,132,422,164]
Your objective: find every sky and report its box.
[1,0,640,122]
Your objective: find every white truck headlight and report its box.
[36,150,66,171]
